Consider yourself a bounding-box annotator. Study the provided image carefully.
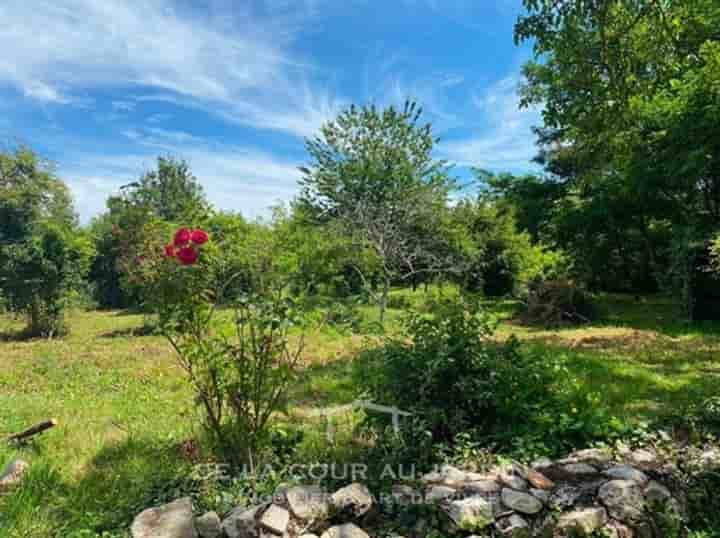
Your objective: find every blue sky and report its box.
[0,0,541,223]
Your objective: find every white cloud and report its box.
[0,0,342,138]
[111,100,135,112]
[440,75,542,171]
[61,133,302,223]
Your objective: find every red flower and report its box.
[173,228,192,246]
[190,229,209,245]
[176,246,199,265]
[164,244,175,257]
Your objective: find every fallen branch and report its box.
[7,418,57,444]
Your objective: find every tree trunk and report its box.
[379,277,390,325]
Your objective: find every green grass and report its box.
[1,292,720,536]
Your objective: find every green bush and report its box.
[357,296,620,458]
[0,224,91,336]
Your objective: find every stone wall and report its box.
[130,444,718,538]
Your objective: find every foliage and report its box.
[512,0,720,295]
[0,147,89,336]
[89,157,209,309]
[451,191,562,296]
[156,228,303,467]
[522,278,595,327]
[300,101,458,323]
[358,295,618,458]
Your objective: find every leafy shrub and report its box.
[0,224,92,336]
[357,296,619,458]
[156,228,304,468]
[522,278,595,326]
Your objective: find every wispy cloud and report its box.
[0,0,342,139]
[61,130,301,222]
[440,75,542,171]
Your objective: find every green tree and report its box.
[514,0,720,294]
[299,101,456,323]
[0,147,90,336]
[90,156,209,308]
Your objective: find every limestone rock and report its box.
[321,523,370,538]
[425,485,456,503]
[131,497,197,538]
[391,485,422,505]
[258,505,289,535]
[499,472,528,491]
[645,480,672,504]
[598,480,645,523]
[500,488,543,515]
[462,479,501,496]
[529,488,550,504]
[331,483,374,518]
[421,465,484,486]
[0,458,29,491]
[628,449,657,467]
[556,507,608,536]
[604,465,648,483]
[195,512,221,538]
[563,448,612,467]
[446,495,494,531]
[285,486,329,521]
[495,514,530,537]
[526,469,554,490]
[222,505,262,538]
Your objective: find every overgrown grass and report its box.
[1,292,719,536]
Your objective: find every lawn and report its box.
[1,293,719,536]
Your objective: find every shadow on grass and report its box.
[100,324,157,339]
[0,437,195,537]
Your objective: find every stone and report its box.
[529,488,550,504]
[526,469,554,490]
[299,535,320,538]
[462,479,501,495]
[195,512,221,538]
[391,485,422,505]
[495,514,530,537]
[563,448,612,467]
[627,449,658,468]
[425,485,456,503]
[0,458,29,490]
[421,465,484,486]
[604,465,648,483]
[645,480,672,504]
[531,457,553,469]
[258,504,289,535]
[598,480,645,523]
[549,485,583,510]
[331,483,374,518]
[321,523,370,538]
[602,520,635,538]
[541,462,599,482]
[446,496,494,532]
[500,488,543,515]
[499,472,528,491]
[285,485,329,520]
[556,507,608,536]
[222,505,262,538]
[562,463,599,476]
[131,497,197,538]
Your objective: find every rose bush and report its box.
[154,227,304,468]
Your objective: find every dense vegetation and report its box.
[2,0,720,536]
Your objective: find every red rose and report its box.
[174,228,192,246]
[190,229,209,245]
[176,246,199,265]
[164,244,175,257]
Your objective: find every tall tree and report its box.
[299,101,456,323]
[0,147,90,336]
